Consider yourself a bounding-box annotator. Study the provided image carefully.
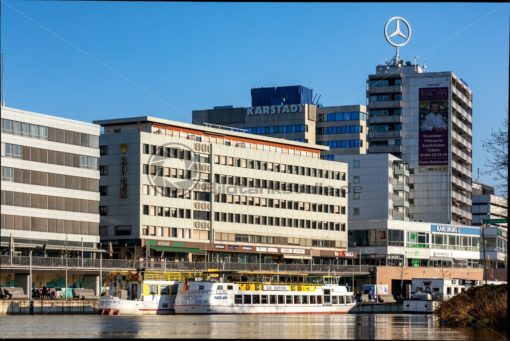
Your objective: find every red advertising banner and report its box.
[419,87,449,166]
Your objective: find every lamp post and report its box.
[29,249,32,300]
[81,237,84,268]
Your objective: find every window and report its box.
[4,143,22,158]
[1,167,14,182]
[99,165,108,175]
[353,208,360,216]
[99,206,108,216]
[143,144,150,154]
[353,176,360,184]
[353,160,360,168]
[99,186,108,196]
[115,225,131,236]
[100,145,108,155]
[353,193,360,200]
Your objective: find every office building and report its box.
[332,153,410,222]
[471,181,507,228]
[366,62,473,226]
[94,115,349,264]
[192,85,368,157]
[1,106,101,256]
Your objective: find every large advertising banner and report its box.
[419,87,449,166]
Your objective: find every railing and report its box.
[368,115,402,124]
[367,130,402,139]
[0,256,373,274]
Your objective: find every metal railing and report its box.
[0,255,373,274]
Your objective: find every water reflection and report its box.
[0,314,506,339]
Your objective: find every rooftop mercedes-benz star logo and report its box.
[384,17,412,47]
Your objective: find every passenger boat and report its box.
[99,271,188,315]
[174,272,356,314]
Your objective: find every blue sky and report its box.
[3,1,509,188]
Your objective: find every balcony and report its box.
[452,175,471,190]
[451,114,472,137]
[368,100,403,109]
[369,145,403,154]
[451,101,472,124]
[367,85,403,94]
[392,179,410,192]
[452,130,472,150]
[368,115,403,124]
[392,212,409,221]
[452,205,472,220]
[452,190,472,206]
[392,195,409,207]
[452,145,472,164]
[368,130,402,139]
[452,159,472,178]
[452,86,472,106]
[393,166,409,176]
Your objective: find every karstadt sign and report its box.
[246,104,304,116]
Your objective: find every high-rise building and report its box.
[93,116,349,264]
[1,106,101,256]
[366,62,473,226]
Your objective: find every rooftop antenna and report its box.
[384,17,412,66]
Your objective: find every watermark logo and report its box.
[146,141,198,190]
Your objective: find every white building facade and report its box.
[94,116,350,264]
[1,106,101,256]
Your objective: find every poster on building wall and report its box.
[418,87,449,166]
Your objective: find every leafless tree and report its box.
[482,117,508,197]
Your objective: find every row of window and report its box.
[142,144,193,160]
[214,174,346,198]
[214,193,345,214]
[1,190,99,214]
[318,112,367,122]
[1,214,99,236]
[369,94,402,102]
[1,166,99,192]
[139,225,192,239]
[214,232,345,248]
[141,185,205,200]
[247,124,307,135]
[369,108,401,116]
[316,125,362,135]
[141,205,191,219]
[142,164,195,180]
[214,211,346,232]
[1,143,98,170]
[318,140,363,149]
[368,78,402,87]
[233,294,353,305]
[1,118,99,148]
[214,155,345,181]
[369,124,401,132]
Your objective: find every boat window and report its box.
[294,295,301,304]
[261,295,268,304]
[198,285,204,290]
[446,287,451,295]
[227,285,234,290]
[277,295,284,304]
[269,295,276,304]
[171,284,179,295]
[302,295,308,304]
[346,295,353,304]
[453,287,458,295]
[160,286,170,295]
[235,295,243,304]
[332,296,338,304]
[149,285,158,295]
[317,296,322,304]
[243,295,252,304]
[285,295,293,304]
[253,295,260,304]
[324,295,330,303]
[324,289,331,295]
[217,285,224,290]
[310,296,316,304]
[339,295,345,304]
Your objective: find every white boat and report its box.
[174,275,356,314]
[99,271,183,315]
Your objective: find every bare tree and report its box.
[482,117,508,197]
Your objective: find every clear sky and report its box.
[2,1,509,188]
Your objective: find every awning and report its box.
[149,245,206,254]
[282,254,312,260]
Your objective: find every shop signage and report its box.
[246,104,304,116]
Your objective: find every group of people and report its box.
[32,286,57,300]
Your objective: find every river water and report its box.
[0,314,506,339]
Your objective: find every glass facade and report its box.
[247,124,306,135]
[318,111,367,122]
[318,140,362,148]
